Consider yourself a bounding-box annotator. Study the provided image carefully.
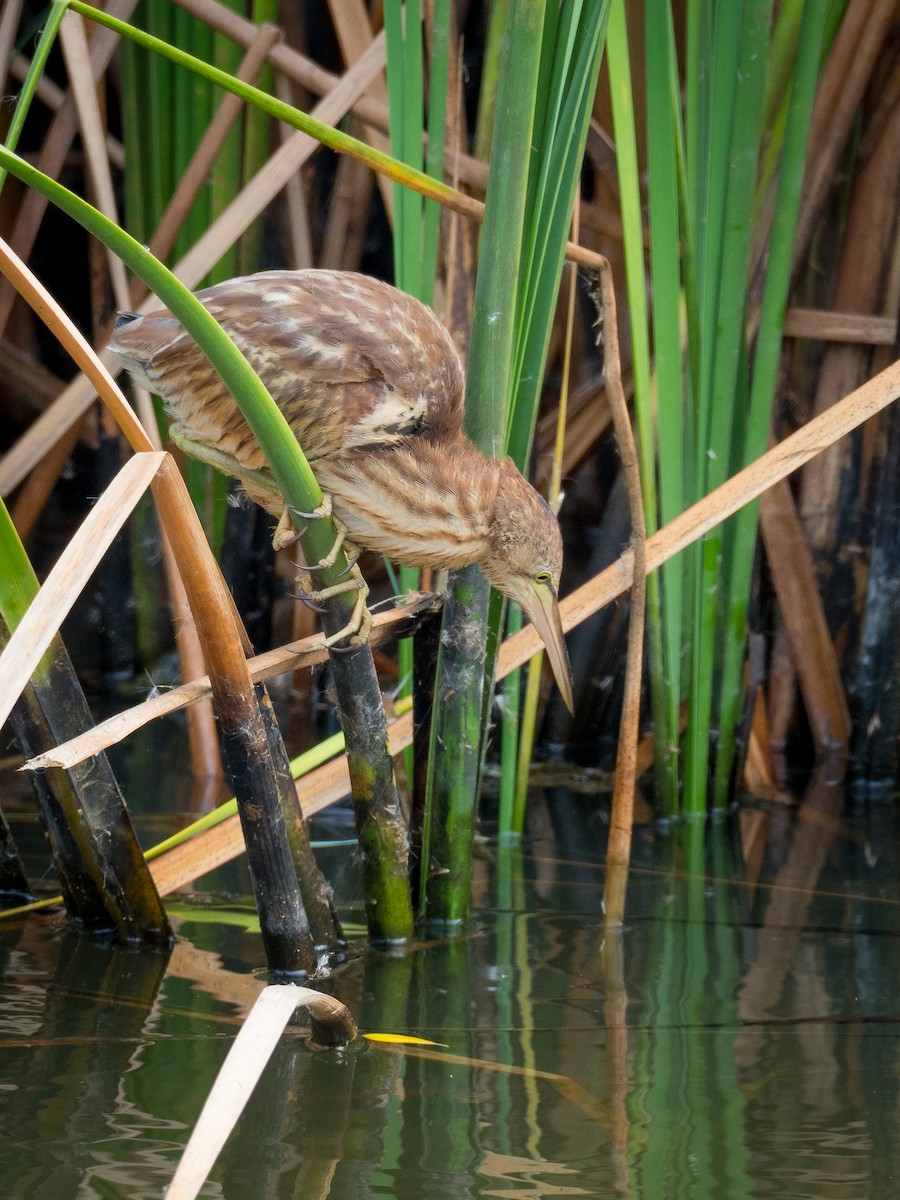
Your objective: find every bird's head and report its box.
[483,460,574,713]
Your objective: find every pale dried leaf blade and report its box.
[21,358,900,892]
[166,985,350,1200]
[0,450,167,731]
[21,593,439,772]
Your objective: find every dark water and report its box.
[1,772,898,1198]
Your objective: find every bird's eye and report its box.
[535,570,553,585]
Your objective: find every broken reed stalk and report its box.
[156,461,342,961]
[588,263,646,926]
[50,8,223,785]
[166,985,356,1200]
[0,237,339,970]
[0,154,411,947]
[0,501,171,944]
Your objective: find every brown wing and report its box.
[108,269,465,472]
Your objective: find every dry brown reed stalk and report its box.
[0,32,389,498]
[142,369,895,889]
[273,73,315,269]
[587,264,646,927]
[41,355,900,896]
[782,309,898,345]
[9,416,85,539]
[148,747,377,896]
[6,53,125,166]
[157,515,224,784]
[740,649,780,803]
[53,9,223,780]
[534,375,618,491]
[760,480,851,753]
[0,0,24,95]
[502,357,900,673]
[327,0,394,219]
[172,0,481,204]
[1,5,614,506]
[170,33,388,286]
[124,0,608,276]
[59,10,131,307]
[799,87,900,561]
[319,125,377,271]
[747,0,896,305]
[0,0,138,340]
[790,0,897,283]
[764,50,900,749]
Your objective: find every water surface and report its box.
[0,775,898,1198]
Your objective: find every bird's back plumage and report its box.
[109,269,466,475]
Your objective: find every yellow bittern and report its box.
[109,270,574,711]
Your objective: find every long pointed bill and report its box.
[520,581,574,713]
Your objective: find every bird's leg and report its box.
[172,426,371,644]
[170,425,281,500]
[171,426,341,562]
[295,561,372,647]
[291,517,371,646]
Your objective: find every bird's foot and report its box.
[295,563,372,648]
[272,493,335,552]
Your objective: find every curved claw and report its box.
[295,548,358,577]
[291,561,372,648]
[289,493,333,524]
[273,494,335,551]
[293,588,328,614]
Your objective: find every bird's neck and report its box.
[313,435,502,570]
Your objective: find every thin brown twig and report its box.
[586,264,647,925]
